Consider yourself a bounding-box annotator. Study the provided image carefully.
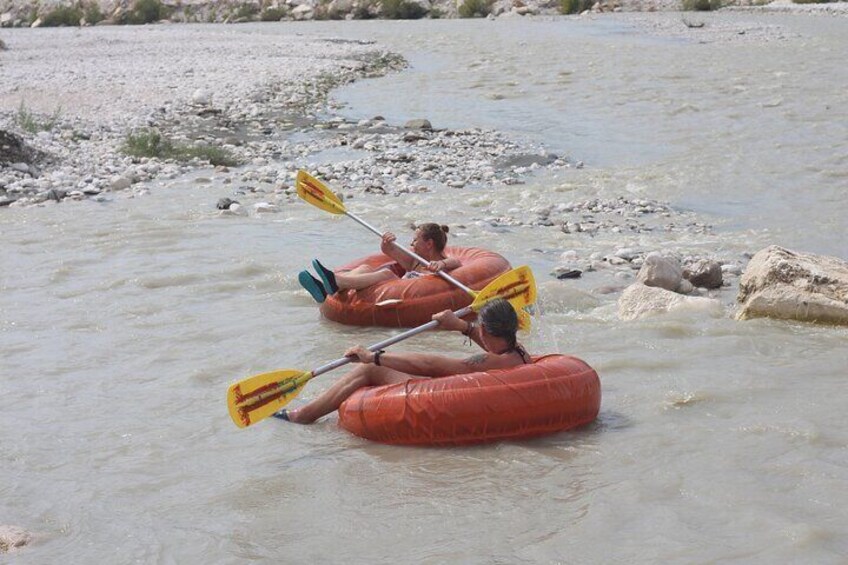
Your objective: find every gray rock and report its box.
[684,259,723,289]
[676,279,694,294]
[404,119,432,130]
[109,176,132,191]
[45,188,65,202]
[737,245,848,326]
[554,267,582,280]
[216,197,238,210]
[636,252,683,292]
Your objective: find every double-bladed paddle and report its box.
[227,265,536,429]
[295,170,532,329]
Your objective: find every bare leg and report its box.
[335,268,397,291]
[345,265,377,275]
[288,364,416,424]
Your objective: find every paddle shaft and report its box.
[343,211,475,296]
[309,305,473,380]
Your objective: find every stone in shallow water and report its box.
[216,197,238,210]
[684,259,723,289]
[636,252,683,292]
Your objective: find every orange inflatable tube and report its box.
[338,355,601,446]
[319,246,511,327]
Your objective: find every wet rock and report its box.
[216,197,238,210]
[554,268,582,280]
[636,252,683,292]
[619,283,723,321]
[684,259,723,289]
[736,245,848,326]
[45,188,65,202]
[676,279,694,294]
[404,119,432,130]
[0,525,32,552]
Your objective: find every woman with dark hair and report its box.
[298,223,461,303]
[276,298,531,424]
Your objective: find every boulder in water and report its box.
[619,282,722,321]
[737,246,848,326]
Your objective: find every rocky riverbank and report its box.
[0,25,584,209]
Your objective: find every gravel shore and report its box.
[0,24,580,208]
[0,25,410,205]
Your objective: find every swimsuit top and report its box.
[492,343,531,364]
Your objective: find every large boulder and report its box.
[737,246,848,325]
[619,283,722,321]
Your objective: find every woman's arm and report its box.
[377,349,517,377]
[432,309,485,350]
[426,257,461,273]
[380,232,419,271]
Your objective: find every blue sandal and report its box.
[273,409,290,421]
[298,271,327,303]
[312,259,339,294]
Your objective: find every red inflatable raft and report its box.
[319,246,511,327]
[338,355,600,446]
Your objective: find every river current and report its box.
[2,15,847,563]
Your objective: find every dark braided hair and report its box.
[479,298,519,350]
[416,223,449,252]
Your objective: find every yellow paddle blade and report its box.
[517,310,532,332]
[471,265,537,313]
[296,170,346,215]
[227,369,311,428]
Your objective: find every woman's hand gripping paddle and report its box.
[295,170,532,330]
[227,266,536,428]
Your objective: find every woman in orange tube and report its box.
[298,223,461,303]
[274,298,531,424]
